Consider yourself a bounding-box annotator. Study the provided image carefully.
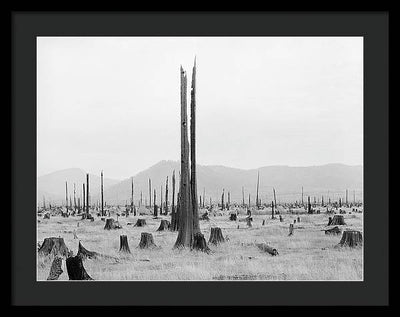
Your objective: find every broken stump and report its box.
[338,230,363,247]
[192,232,211,253]
[138,232,157,249]
[46,256,63,280]
[256,243,279,256]
[119,235,131,253]
[66,255,93,280]
[208,227,225,245]
[38,237,69,258]
[134,219,147,227]
[156,220,170,231]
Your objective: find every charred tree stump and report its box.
[157,220,171,231]
[208,227,225,245]
[38,237,69,258]
[229,213,237,221]
[138,232,157,249]
[288,224,294,236]
[192,232,211,253]
[329,215,346,226]
[104,218,122,230]
[119,235,131,253]
[246,217,252,227]
[256,243,279,256]
[134,218,146,227]
[66,255,93,280]
[325,226,341,235]
[338,230,363,247]
[77,241,99,259]
[200,212,210,221]
[46,256,63,280]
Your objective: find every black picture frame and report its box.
[11,11,389,306]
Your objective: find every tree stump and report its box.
[104,218,122,230]
[262,220,265,226]
[325,226,341,235]
[294,219,296,224]
[134,219,146,227]
[119,235,131,253]
[192,232,211,253]
[208,227,225,245]
[38,237,69,258]
[338,230,363,247]
[43,213,50,219]
[256,243,278,256]
[279,215,284,222]
[288,224,294,236]
[77,241,99,259]
[73,230,78,239]
[229,213,237,221]
[138,232,157,249]
[66,255,93,280]
[200,212,210,221]
[329,215,346,226]
[156,220,170,231]
[297,217,300,222]
[46,256,63,280]
[246,217,252,227]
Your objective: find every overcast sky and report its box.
[37,37,363,180]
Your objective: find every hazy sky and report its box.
[37,37,363,180]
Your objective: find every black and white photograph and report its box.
[36,36,364,281]
[11,11,389,306]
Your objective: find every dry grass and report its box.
[37,208,363,281]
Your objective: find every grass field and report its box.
[37,208,363,281]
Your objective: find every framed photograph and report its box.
[11,11,389,306]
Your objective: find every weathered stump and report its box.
[200,212,210,221]
[229,213,237,221]
[192,232,211,253]
[246,217,252,227]
[104,218,122,230]
[46,256,63,280]
[119,235,131,253]
[134,219,147,227]
[43,213,50,219]
[279,215,284,222]
[288,224,294,236]
[77,241,99,259]
[208,227,225,245]
[256,243,278,256]
[329,215,346,226]
[297,217,300,222]
[66,255,93,280]
[338,230,363,247]
[262,220,265,226]
[156,220,170,231]
[38,237,69,258]
[325,226,341,235]
[138,232,157,249]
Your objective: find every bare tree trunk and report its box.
[165,176,169,215]
[101,171,104,216]
[242,186,245,207]
[149,178,152,208]
[82,183,85,213]
[86,173,89,215]
[65,181,68,211]
[73,183,76,212]
[130,177,134,215]
[256,171,260,208]
[190,59,200,234]
[174,65,193,248]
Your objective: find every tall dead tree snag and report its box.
[65,181,68,211]
[256,171,260,209]
[101,171,104,216]
[221,189,225,210]
[131,177,134,215]
[170,170,178,231]
[149,178,152,208]
[165,176,169,215]
[174,60,207,251]
[86,173,90,216]
[153,189,158,217]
